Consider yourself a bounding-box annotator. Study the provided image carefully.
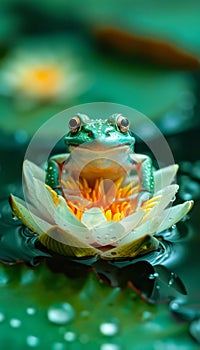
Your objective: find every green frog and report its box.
[45,113,154,205]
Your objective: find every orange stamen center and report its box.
[61,176,160,222]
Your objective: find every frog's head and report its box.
[64,113,135,152]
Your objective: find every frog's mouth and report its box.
[68,142,129,152]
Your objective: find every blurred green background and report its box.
[0,0,200,349]
[0,0,200,137]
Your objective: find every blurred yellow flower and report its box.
[0,49,88,103]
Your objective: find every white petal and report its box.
[91,221,125,246]
[120,210,145,233]
[41,226,101,257]
[141,184,179,223]
[81,208,107,229]
[117,216,162,246]
[54,195,93,244]
[30,178,57,223]
[10,195,52,234]
[23,161,55,223]
[23,159,45,183]
[154,164,178,192]
[156,200,194,234]
[56,195,84,228]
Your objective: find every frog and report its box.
[45,113,154,206]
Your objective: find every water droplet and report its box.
[170,301,180,311]
[170,195,176,202]
[141,311,153,321]
[47,303,75,325]
[26,307,36,315]
[51,342,66,350]
[168,272,175,286]
[12,215,18,221]
[100,322,119,336]
[100,344,121,350]
[10,318,21,328]
[64,331,76,342]
[149,274,155,280]
[0,312,5,323]
[149,273,159,280]
[26,335,40,347]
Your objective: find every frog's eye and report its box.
[116,115,130,133]
[68,116,81,133]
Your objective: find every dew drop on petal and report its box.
[47,303,75,325]
[10,318,21,328]
[0,312,5,323]
[64,331,77,342]
[100,322,119,336]
[26,335,40,347]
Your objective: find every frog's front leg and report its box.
[45,154,69,191]
[130,154,154,207]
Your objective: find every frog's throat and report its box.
[65,144,133,182]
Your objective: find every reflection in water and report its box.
[0,186,192,304]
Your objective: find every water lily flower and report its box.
[0,48,88,104]
[10,160,193,260]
